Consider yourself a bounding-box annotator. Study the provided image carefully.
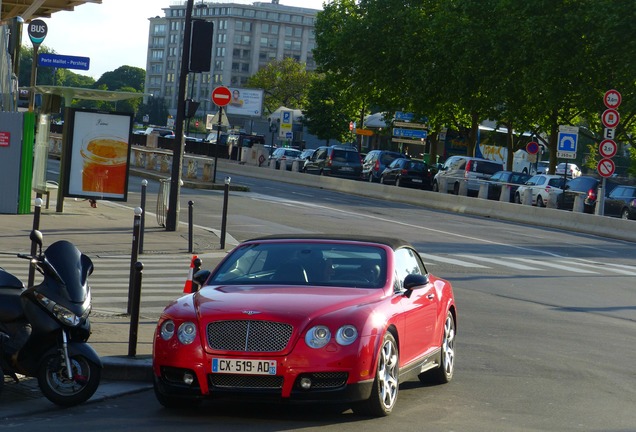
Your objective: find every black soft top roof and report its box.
[248,234,411,251]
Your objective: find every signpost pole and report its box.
[213,106,222,184]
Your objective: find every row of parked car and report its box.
[268,146,635,220]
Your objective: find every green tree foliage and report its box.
[94,66,145,92]
[304,73,361,143]
[246,58,314,115]
[313,0,635,173]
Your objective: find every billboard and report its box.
[64,109,132,201]
[225,87,264,117]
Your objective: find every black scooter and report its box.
[0,230,102,406]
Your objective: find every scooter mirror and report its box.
[30,230,43,254]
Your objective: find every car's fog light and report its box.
[299,377,312,390]
[183,373,194,385]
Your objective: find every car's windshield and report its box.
[210,242,387,288]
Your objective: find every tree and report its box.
[246,58,315,115]
[304,73,361,143]
[94,66,145,92]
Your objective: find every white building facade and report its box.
[144,0,319,117]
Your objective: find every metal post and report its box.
[139,180,147,254]
[28,197,43,287]
[212,106,222,184]
[128,261,144,357]
[127,207,143,314]
[188,200,194,253]
[220,176,231,249]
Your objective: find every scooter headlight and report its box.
[35,292,81,327]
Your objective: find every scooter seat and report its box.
[0,287,25,322]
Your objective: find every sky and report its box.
[21,0,325,80]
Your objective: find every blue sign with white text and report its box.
[393,128,428,139]
[38,53,90,71]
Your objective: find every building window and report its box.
[294,27,302,38]
[214,60,224,70]
[218,20,227,30]
[216,47,226,57]
[267,12,278,20]
[285,27,292,37]
[217,33,226,43]
[291,15,302,24]
[167,60,176,70]
[241,63,249,73]
[151,50,164,60]
[169,34,179,44]
[153,24,166,34]
[284,40,291,50]
[214,74,223,83]
[292,41,301,50]
[150,64,163,74]
[271,24,279,34]
[166,73,175,83]
[170,21,179,31]
[168,47,178,57]
[280,14,291,22]
[152,37,164,47]
[261,23,269,34]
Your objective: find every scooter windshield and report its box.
[42,240,93,303]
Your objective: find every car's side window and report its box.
[393,248,423,292]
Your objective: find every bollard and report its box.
[127,207,143,314]
[188,200,194,253]
[499,185,511,203]
[458,180,468,196]
[139,180,147,254]
[128,261,144,357]
[28,197,43,287]
[220,176,231,249]
[478,182,489,199]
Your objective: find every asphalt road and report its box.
[32,160,636,431]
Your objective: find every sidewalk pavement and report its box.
[0,184,232,418]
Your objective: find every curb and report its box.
[102,355,154,382]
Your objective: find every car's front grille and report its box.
[207,320,293,352]
[209,374,284,389]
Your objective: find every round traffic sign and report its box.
[604,89,621,109]
[27,19,48,46]
[601,109,620,128]
[211,86,232,107]
[597,158,615,178]
[526,141,539,155]
[599,139,617,159]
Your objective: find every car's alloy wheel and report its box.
[622,209,630,220]
[433,182,439,192]
[537,196,545,207]
[420,310,456,384]
[353,333,399,417]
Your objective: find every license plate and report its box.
[340,167,352,171]
[212,358,277,375]
[412,179,422,183]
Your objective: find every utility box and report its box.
[0,112,24,214]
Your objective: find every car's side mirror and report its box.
[403,273,430,291]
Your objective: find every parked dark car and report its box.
[304,145,362,179]
[362,150,407,183]
[380,158,432,189]
[487,171,532,202]
[558,176,618,213]
[603,185,636,220]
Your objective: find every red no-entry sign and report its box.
[211,86,232,107]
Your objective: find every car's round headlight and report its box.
[335,325,358,346]
[178,322,197,345]
[160,320,175,340]
[305,325,331,348]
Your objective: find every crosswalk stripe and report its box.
[454,254,540,270]
[508,257,598,274]
[561,260,636,276]
[419,253,489,268]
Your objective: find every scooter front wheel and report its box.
[37,353,101,406]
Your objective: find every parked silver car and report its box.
[433,156,503,195]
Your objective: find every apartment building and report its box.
[145,0,319,118]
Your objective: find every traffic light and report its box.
[189,20,214,73]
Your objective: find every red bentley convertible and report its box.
[153,235,457,417]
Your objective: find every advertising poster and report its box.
[65,109,132,201]
[225,87,264,117]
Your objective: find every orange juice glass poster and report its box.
[66,109,132,201]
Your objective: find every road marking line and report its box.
[454,254,540,270]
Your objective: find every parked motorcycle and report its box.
[0,230,101,406]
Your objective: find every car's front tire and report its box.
[154,377,202,409]
[353,332,399,417]
[622,208,630,220]
[537,195,545,207]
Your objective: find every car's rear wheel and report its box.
[432,182,439,192]
[353,333,399,417]
[622,208,630,220]
[537,195,545,207]
[420,311,455,385]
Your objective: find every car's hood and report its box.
[193,284,384,324]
